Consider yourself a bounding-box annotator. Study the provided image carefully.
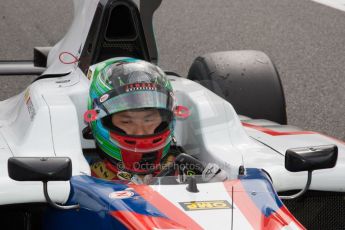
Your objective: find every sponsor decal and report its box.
[26,99,36,120]
[109,190,134,199]
[179,200,232,211]
[117,171,132,180]
[186,170,196,176]
[125,83,157,92]
[24,89,36,121]
[99,94,109,103]
[24,89,30,101]
[90,161,116,180]
[202,163,220,181]
[87,69,93,80]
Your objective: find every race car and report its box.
[0,0,344,229]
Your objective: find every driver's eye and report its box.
[121,120,131,124]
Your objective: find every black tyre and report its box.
[188,50,287,124]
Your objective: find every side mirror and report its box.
[8,157,78,210]
[285,145,338,172]
[281,145,338,200]
[8,157,72,181]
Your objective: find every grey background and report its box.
[0,0,344,140]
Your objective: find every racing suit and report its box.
[90,153,176,182]
[89,146,227,183]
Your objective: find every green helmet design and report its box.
[86,57,175,174]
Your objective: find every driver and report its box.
[84,57,226,184]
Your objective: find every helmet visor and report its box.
[95,88,174,119]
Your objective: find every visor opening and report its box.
[153,138,162,144]
[124,140,136,145]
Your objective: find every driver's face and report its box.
[111,109,162,135]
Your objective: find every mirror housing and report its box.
[281,145,338,200]
[8,157,72,181]
[285,144,337,172]
[7,157,79,210]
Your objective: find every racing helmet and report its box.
[85,57,175,174]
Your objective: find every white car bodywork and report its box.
[0,0,344,209]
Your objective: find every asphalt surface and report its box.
[0,0,344,140]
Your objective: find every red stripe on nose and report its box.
[128,184,203,230]
[242,122,316,136]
